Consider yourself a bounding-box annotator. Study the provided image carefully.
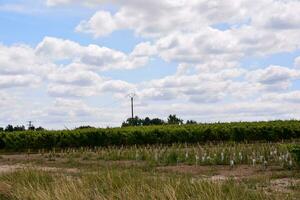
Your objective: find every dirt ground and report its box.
[157,164,283,177]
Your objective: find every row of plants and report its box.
[41,142,298,168]
[0,120,300,150]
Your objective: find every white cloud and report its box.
[131,42,157,57]
[1,0,300,128]
[0,44,50,89]
[48,63,103,86]
[36,37,150,71]
[0,44,48,75]
[47,62,136,97]
[0,37,141,101]
[47,84,98,97]
[252,1,300,30]
[35,37,81,61]
[260,91,300,103]
[246,65,300,90]
[76,11,119,37]
[137,67,243,103]
[0,75,41,89]
[69,0,300,66]
[46,0,75,6]
[294,56,300,68]
[69,0,256,38]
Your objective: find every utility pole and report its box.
[28,121,32,128]
[131,97,134,119]
[129,93,135,119]
[28,121,34,130]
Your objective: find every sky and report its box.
[1,0,300,129]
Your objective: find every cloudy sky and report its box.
[1,0,300,129]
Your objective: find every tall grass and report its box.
[0,169,274,200]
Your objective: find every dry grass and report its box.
[0,168,277,200]
[0,142,299,199]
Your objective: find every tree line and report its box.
[0,124,45,132]
[0,114,195,132]
[122,114,197,127]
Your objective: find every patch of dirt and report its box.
[0,164,24,173]
[0,153,145,167]
[105,160,146,167]
[0,164,79,174]
[270,178,300,193]
[0,182,12,197]
[1,154,39,159]
[157,165,216,175]
[33,166,79,173]
[157,164,284,178]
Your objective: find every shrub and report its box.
[288,144,300,166]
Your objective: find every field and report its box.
[0,121,300,199]
[0,141,299,199]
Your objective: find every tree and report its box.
[13,125,25,131]
[143,117,151,126]
[150,118,165,125]
[5,124,14,132]
[186,120,197,124]
[36,126,45,131]
[122,116,143,127]
[28,125,35,131]
[0,127,3,132]
[167,114,183,125]
[75,126,95,130]
[122,116,166,127]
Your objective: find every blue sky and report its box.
[0,0,300,129]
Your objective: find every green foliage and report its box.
[122,116,165,127]
[167,114,183,125]
[4,125,14,132]
[186,120,197,124]
[288,144,300,165]
[0,120,300,150]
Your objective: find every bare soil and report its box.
[0,164,79,174]
[157,164,270,177]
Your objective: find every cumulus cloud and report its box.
[252,1,300,30]
[1,0,300,128]
[69,0,256,38]
[68,0,300,65]
[75,11,119,37]
[260,91,300,103]
[47,62,136,98]
[246,65,300,90]
[0,36,144,102]
[0,44,50,89]
[294,56,300,68]
[47,79,135,98]
[137,67,243,103]
[36,37,150,71]
[0,44,45,75]
[47,63,103,86]
[0,75,41,89]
